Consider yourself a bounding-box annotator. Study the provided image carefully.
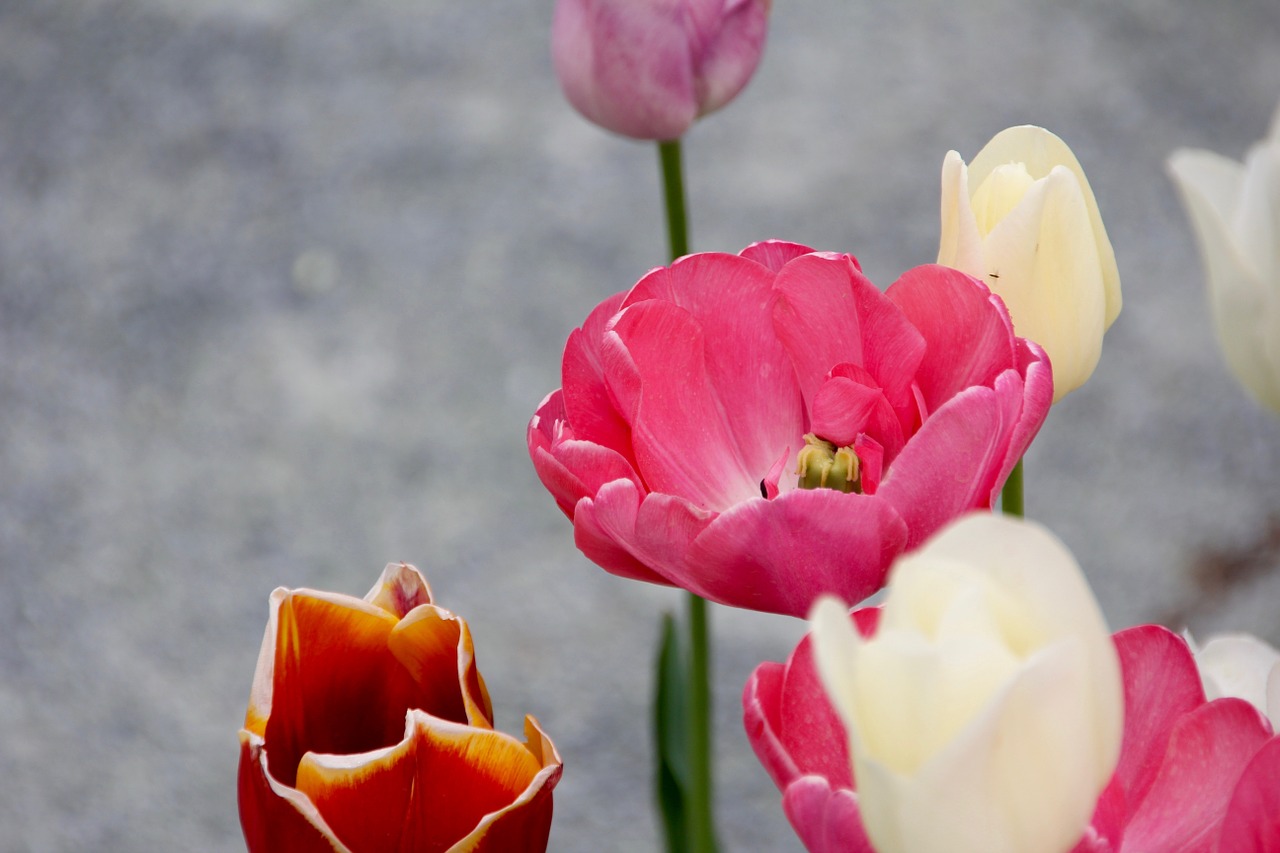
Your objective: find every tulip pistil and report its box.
[796,434,861,494]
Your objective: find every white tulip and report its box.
[939,126,1122,403]
[1168,106,1280,413]
[1193,632,1280,730]
[810,513,1123,853]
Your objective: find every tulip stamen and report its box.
[796,434,861,494]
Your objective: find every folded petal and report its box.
[528,388,644,512]
[682,489,907,615]
[783,776,875,853]
[571,479,682,585]
[743,662,799,789]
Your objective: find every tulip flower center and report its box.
[795,434,861,494]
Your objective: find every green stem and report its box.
[657,137,717,852]
[658,139,690,259]
[1002,457,1025,518]
[685,592,716,853]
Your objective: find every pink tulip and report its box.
[551,0,771,140]
[746,615,1280,852]
[528,241,1052,616]
[743,608,880,851]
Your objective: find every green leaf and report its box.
[654,612,690,852]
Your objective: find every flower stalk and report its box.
[657,135,718,853]
[1002,458,1025,518]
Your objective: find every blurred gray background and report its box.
[1,0,1278,849]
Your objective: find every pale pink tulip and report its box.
[529,242,1051,617]
[551,0,771,140]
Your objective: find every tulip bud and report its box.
[939,126,1122,402]
[551,0,771,140]
[1168,106,1280,413]
[810,514,1123,853]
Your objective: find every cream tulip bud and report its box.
[939,126,1122,403]
[810,513,1123,853]
[1167,107,1280,413]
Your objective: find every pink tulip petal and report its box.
[1075,777,1126,853]
[680,489,907,616]
[743,662,800,789]
[852,435,884,495]
[987,339,1053,501]
[1110,626,1207,819]
[739,239,819,274]
[571,480,679,585]
[777,633,853,788]
[773,252,925,430]
[782,776,875,853]
[850,605,881,638]
[1218,736,1280,852]
[1120,698,1272,853]
[561,291,635,458]
[603,297,778,510]
[876,385,1009,549]
[625,252,806,482]
[529,396,645,518]
[885,264,1016,413]
[810,367,904,460]
[633,491,718,577]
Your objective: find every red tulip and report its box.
[237,563,562,852]
[551,0,771,140]
[529,241,1051,616]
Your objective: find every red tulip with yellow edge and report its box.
[237,562,562,852]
